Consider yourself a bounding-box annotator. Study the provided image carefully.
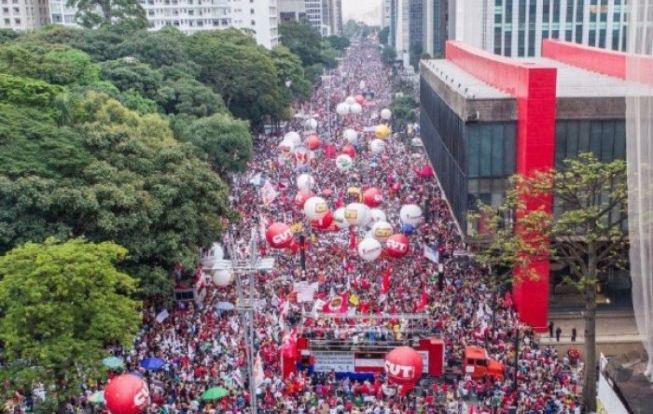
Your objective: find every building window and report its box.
[14,18,20,24]
[251,19,255,25]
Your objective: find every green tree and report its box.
[271,45,311,110]
[389,95,418,131]
[0,43,101,86]
[470,153,627,412]
[155,75,227,117]
[0,28,19,44]
[99,58,163,100]
[0,73,64,108]
[326,35,350,51]
[67,0,148,29]
[186,30,282,124]
[112,27,189,68]
[279,21,328,67]
[178,113,252,174]
[0,238,141,412]
[0,93,231,296]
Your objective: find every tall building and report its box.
[140,0,278,49]
[452,0,629,57]
[381,0,391,28]
[0,0,49,30]
[423,0,448,57]
[390,0,425,68]
[302,0,340,36]
[48,0,77,26]
[279,0,306,22]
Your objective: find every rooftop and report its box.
[421,59,510,100]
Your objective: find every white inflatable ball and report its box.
[213,269,233,287]
[381,108,392,120]
[336,103,350,116]
[369,139,386,154]
[357,238,382,262]
[297,173,316,190]
[279,139,295,153]
[371,221,393,242]
[336,154,354,172]
[284,131,301,147]
[345,202,371,226]
[304,196,328,220]
[399,204,423,226]
[333,207,350,228]
[305,118,318,130]
[350,103,362,114]
[343,128,359,144]
[345,96,356,105]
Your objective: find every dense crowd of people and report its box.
[5,36,584,414]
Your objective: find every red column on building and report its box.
[445,41,557,331]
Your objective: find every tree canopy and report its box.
[67,0,148,29]
[0,238,141,412]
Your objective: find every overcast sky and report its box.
[342,0,382,26]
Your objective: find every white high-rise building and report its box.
[48,0,77,26]
[0,0,50,30]
[140,0,278,49]
[452,0,629,57]
[279,0,305,22]
[302,0,340,36]
[381,0,391,28]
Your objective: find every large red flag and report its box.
[381,269,391,293]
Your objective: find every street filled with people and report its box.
[9,36,584,414]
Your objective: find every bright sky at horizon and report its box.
[342,0,382,26]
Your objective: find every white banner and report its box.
[293,281,319,303]
[423,245,440,264]
[313,351,355,373]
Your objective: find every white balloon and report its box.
[369,139,386,154]
[297,173,315,190]
[371,221,393,242]
[345,96,356,105]
[357,237,382,262]
[304,196,328,220]
[208,243,224,260]
[381,108,392,120]
[343,128,358,144]
[336,154,354,172]
[345,202,370,226]
[359,80,366,90]
[400,204,423,226]
[213,269,233,287]
[333,207,350,228]
[336,103,350,115]
[284,131,301,146]
[350,103,362,114]
[369,209,387,223]
[279,139,295,152]
[305,118,318,130]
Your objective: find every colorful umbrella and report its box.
[102,356,124,369]
[200,386,229,401]
[139,357,165,370]
[88,390,104,404]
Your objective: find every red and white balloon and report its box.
[385,234,410,258]
[336,154,354,172]
[104,374,150,414]
[266,223,293,248]
[362,187,383,208]
[384,346,423,385]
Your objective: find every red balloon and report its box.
[289,240,300,253]
[311,210,333,230]
[104,374,150,414]
[295,189,314,208]
[342,144,356,158]
[355,95,365,104]
[265,223,293,248]
[362,187,383,207]
[385,234,410,258]
[306,135,321,150]
[384,346,423,385]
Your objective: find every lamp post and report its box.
[212,229,275,414]
[321,73,332,142]
[513,327,520,393]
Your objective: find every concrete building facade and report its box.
[420,39,639,328]
[279,0,305,22]
[451,0,629,57]
[0,0,49,30]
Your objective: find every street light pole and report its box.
[215,230,275,414]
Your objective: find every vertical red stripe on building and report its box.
[445,41,557,331]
